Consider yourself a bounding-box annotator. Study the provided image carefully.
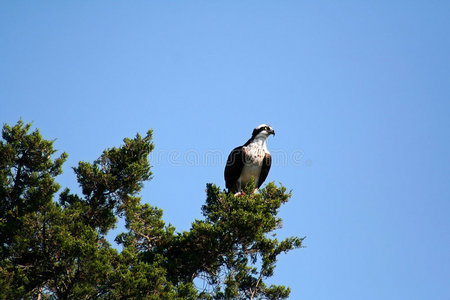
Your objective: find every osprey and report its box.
[224,124,275,194]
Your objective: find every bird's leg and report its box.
[234,180,242,196]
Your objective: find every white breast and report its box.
[238,144,267,187]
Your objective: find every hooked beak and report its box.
[270,129,275,136]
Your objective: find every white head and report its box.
[251,124,275,139]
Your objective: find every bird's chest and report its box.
[243,145,265,166]
[238,146,265,185]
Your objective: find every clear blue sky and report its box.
[1,1,450,299]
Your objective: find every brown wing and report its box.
[224,146,244,191]
[257,153,271,188]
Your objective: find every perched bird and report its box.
[224,124,275,194]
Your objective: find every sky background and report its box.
[1,1,450,299]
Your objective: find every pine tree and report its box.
[0,120,303,299]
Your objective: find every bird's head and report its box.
[252,124,275,139]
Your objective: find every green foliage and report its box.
[0,120,303,299]
[65,130,154,234]
[175,182,303,299]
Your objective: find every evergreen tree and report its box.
[0,120,303,299]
